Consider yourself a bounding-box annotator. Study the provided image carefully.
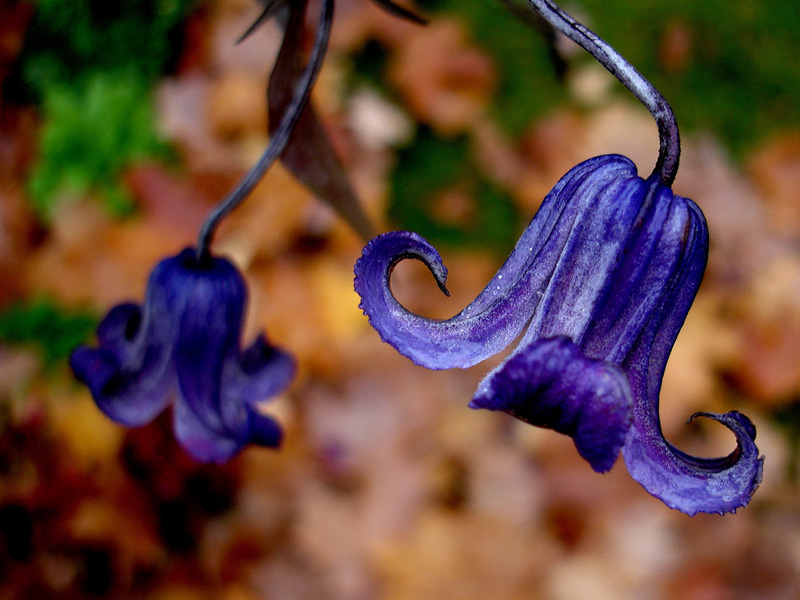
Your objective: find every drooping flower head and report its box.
[354,0,763,514]
[71,249,294,463]
[71,0,392,461]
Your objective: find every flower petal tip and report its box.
[471,336,632,474]
[623,410,764,516]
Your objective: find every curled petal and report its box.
[355,229,537,368]
[470,336,632,473]
[622,411,763,515]
[95,303,141,360]
[70,302,172,427]
[70,345,170,427]
[618,197,763,514]
[354,156,642,370]
[69,250,199,425]
[225,335,296,405]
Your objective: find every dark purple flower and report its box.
[70,248,295,463]
[354,154,763,514]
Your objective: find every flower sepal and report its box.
[470,336,633,473]
[71,248,295,463]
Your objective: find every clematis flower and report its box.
[70,0,385,462]
[67,0,325,462]
[353,0,763,514]
[71,249,295,463]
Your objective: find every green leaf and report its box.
[27,73,171,218]
[0,299,97,369]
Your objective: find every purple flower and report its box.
[70,248,295,463]
[354,154,763,514]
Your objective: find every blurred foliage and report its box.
[578,0,800,155]
[420,0,565,136]
[390,127,520,253]
[17,0,194,98]
[16,0,196,218]
[0,299,96,370]
[356,0,556,252]
[28,73,171,217]
[772,399,800,483]
[418,0,800,155]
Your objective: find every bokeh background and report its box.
[2,0,800,598]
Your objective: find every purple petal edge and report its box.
[470,336,632,473]
[353,156,641,371]
[622,410,763,515]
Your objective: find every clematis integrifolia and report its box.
[354,0,763,514]
[72,0,344,461]
[71,249,294,463]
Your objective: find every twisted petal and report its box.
[95,303,142,361]
[355,229,539,367]
[70,342,172,427]
[74,250,205,425]
[225,335,296,404]
[471,336,632,473]
[616,196,764,514]
[354,156,639,369]
[69,284,177,427]
[623,409,762,515]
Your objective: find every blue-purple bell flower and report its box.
[354,154,763,514]
[70,248,295,463]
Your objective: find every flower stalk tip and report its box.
[524,0,680,186]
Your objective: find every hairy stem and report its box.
[521,0,680,185]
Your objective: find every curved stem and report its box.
[522,0,680,185]
[196,0,334,260]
